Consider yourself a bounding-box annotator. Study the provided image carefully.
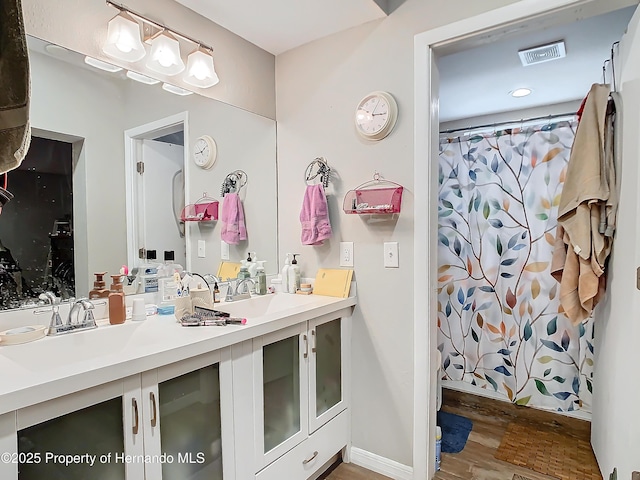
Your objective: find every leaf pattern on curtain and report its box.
[437,121,594,413]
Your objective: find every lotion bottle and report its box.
[281,254,291,293]
[256,261,267,295]
[248,252,259,277]
[288,254,301,294]
[108,274,126,325]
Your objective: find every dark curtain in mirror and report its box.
[0,136,74,309]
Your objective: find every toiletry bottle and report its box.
[108,274,126,325]
[89,272,110,299]
[140,250,159,293]
[288,254,301,294]
[213,282,220,303]
[256,261,267,295]
[158,250,182,306]
[281,254,291,293]
[237,263,250,281]
[248,252,259,277]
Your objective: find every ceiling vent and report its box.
[518,41,566,66]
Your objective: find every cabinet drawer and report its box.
[256,410,348,480]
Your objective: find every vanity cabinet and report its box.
[11,349,233,480]
[251,315,350,479]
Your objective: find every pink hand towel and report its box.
[300,184,332,245]
[221,192,247,245]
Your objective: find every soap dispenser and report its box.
[256,261,267,295]
[281,253,291,293]
[247,252,258,277]
[108,274,126,325]
[237,262,250,281]
[89,272,110,299]
[288,254,301,294]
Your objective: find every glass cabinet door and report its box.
[309,318,347,433]
[18,397,126,480]
[158,364,222,480]
[254,323,308,469]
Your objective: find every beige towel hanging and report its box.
[0,0,31,174]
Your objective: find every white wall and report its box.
[591,5,640,478]
[22,0,276,118]
[275,0,519,467]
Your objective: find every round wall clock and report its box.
[354,91,398,140]
[193,135,217,169]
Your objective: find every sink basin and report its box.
[216,294,317,318]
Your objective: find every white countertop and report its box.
[0,293,356,415]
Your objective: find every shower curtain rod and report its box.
[440,111,577,135]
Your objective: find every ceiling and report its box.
[438,6,637,123]
[173,0,390,55]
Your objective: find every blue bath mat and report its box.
[437,411,473,453]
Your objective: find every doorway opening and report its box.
[414,0,640,478]
[125,112,189,271]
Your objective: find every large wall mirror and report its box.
[0,36,278,311]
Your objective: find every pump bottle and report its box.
[281,254,291,293]
[108,274,126,325]
[288,254,301,294]
[256,261,267,295]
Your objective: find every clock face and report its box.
[193,135,216,169]
[355,91,398,140]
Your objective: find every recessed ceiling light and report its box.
[511,88,532,98]
[126,70,160,85]
[161,83,193,96]
[84,56,123,73]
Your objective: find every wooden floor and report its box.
[434,389,599,480]
[321,462,391,479]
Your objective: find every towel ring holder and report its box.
[221,170,248,197]
[305,157,331,188]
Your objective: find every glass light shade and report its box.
[103,12,146,62]
[126,70,160,85]
[184,50,219,88]
[162,83,193,96]
[147,32,185,76]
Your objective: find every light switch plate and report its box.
[340,242,354,267]
[221,241,230,260]
[197,240,206,258]
[384,242,399,268]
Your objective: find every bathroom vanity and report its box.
[0,292,356,480]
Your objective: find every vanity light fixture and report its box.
[511,88,532,98]
[184,48,219,88]
[84,56,123,73]
[162,83,193,96]
[146,31,185,76]
[126,70,160,85]
[105,1,220,87]
[103,11,146,62]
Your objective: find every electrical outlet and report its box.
[221,241,230,260]
[384,242,399,268]
[340,242,354,267]
[198,240,206,258]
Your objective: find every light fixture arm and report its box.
[105,1,214,54]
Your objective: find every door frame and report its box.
[124,112,190,270]
[412,0,630,477]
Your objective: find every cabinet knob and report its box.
[302,451,318,465]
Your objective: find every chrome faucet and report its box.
[235,278,255,296]
[225,278,235,302]
[48,298,98,336]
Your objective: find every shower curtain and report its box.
[437,120,594,413]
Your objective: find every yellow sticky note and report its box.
[217,261,241,280]
[313,269,354,298]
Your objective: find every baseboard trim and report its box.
[349,447,413,480]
